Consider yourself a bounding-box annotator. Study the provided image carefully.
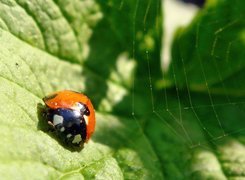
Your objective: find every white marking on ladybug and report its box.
[60,127,65,132]
[72,134,82,144]
[84,115,89,125]
[53,115,63,126]
[67,134,72,138]
[73,110,81,117]
[73,102,83,112]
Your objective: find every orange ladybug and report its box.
[43,90,95,147]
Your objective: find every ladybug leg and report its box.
[48,121,55,128]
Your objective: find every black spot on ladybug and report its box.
[42,93,58,102]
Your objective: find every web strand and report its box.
[131,0,139,117]
[130,0,244,149]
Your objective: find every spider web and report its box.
[131,0,245,149]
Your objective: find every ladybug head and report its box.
[76,102,90,116]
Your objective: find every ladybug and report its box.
[42,90,95,147]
